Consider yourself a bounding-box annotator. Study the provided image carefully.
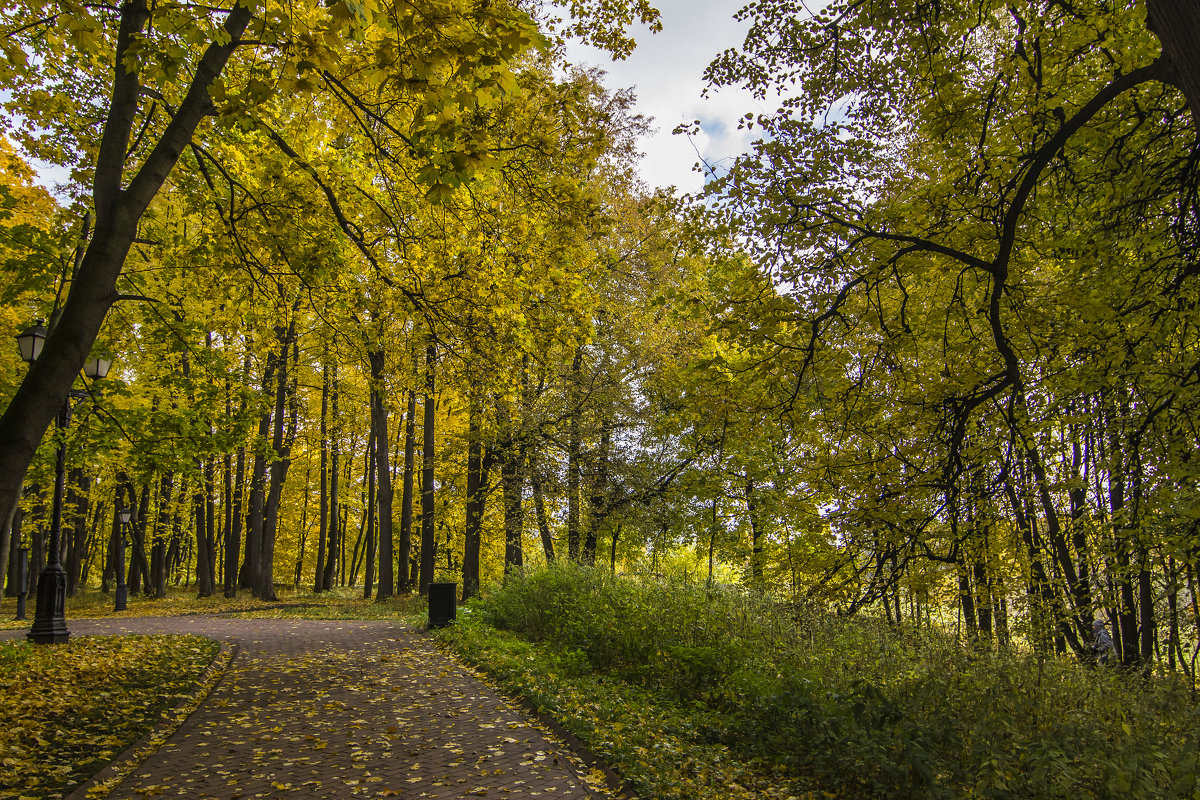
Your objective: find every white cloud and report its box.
[562,0,767,195]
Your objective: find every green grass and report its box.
[0,635,220,799]
[0,585,427,629]
[436,563,1200,800]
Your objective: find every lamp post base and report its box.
[27,564,70,644]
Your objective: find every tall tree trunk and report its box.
[259,320,298,601]
[322,362,341,592]
[241,355,274,591]
[362,425,377,598]
[65,468,90,596]
[315,352,330,593]
[501,437,524,576]
[501,374,530,575]
[583,421,610,566]
[369,348,394,601]
[0,495,16,596]
[746,476,764,584]
[399,385,417,593]
[194,470,214,597]
[224,352,250,598]
[153,473,173,599]
[531,467,555,563]
[0,3,253,533]
[462,398,484,600]
[225,444,246,597]
[294,463,312,589]
[419,342,437,595]
[566,353,583,562]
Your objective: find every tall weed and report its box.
[479,563,1200,800]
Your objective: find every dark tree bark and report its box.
[496,396,525,576]
[566,352,583,562]
[746,476,764,583]
[65,468,90,596]
[315,352,330,592]
[531,465,555,563]
[241,352,275,592]
[0,2,252,533]
[153,473,173,599]
[0,497,16,597]
[462,398,486,600]
[259,321,298,601]
[369,348,394,601]
[224,352,250,598]
[398,385,417,593]
[419,342,437,595]
[1147,0,1200,126]
[194,472,214,597]
[362,425,377,597]
[582,421,610,566]
[321,362,341,592]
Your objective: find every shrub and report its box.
[475,563,1200,800]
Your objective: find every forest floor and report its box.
[0,608,621,800]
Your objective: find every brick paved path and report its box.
[16,617,607,800]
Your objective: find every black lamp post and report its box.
[17,321,113,644]
[114,506,131,612]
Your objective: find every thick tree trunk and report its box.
[259,322,297,601]
[419,342,437,595]
[0,2,252,533]
[1146,0,1200,126]
[242,409,270,591]
[369,349,394,601]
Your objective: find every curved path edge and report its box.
[66,640,237,800]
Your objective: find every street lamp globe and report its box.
[82,352,113,380]
[117,507,132,525]
[15,320,46,364]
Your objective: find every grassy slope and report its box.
[435,565,1200,800]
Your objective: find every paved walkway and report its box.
[6,617,610,800]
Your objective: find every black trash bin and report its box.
[428,582,457,628]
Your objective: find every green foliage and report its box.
[458,565,1200,800]
[0,635,219,798]
[440,609,806,800]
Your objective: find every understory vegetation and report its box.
[439,564,1200,800]
[0,634,220,798]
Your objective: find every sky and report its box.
[560,0,766,195]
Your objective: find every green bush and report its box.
[474,563,1200,800]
